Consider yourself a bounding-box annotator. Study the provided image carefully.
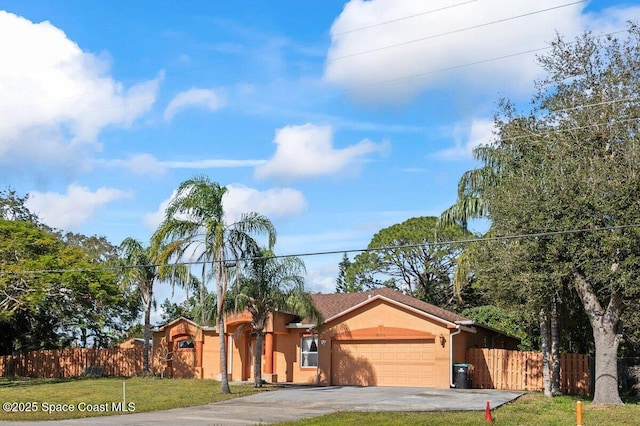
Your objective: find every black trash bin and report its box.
[453,363,472,389]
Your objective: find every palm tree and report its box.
[151,175,276,394]
[119,238,158,375]
[120,237,193,375]
[230,249,321,387]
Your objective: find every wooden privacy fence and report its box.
[466,348,590,396]
[0,348,144,378]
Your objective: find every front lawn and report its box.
[0,377,271,421]
[2,379,639,424]
[275,392,640,426]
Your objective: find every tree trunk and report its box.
[218,296,231,394]
[143,295,152,375]
[217,256,231,394]
[550,299,561,396]
[573,271,623,405]
[539,307,552,397]
[254,330,264,388]
[201,266,207,325]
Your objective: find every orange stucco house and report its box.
[152,288,518,388]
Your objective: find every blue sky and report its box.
[1,1,638,313]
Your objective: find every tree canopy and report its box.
[0,218,135,353]
[454,25,640,404]
[343,216,468,308]
[151,175,276,394]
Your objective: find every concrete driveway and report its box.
[3,386,524,426]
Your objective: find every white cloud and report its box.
[143,191,174,230]
[223,184,307,224]
[254,123,388,181]
[161,158,266,169]
[26,184,133,231]
[582,4,640,35]
[101,153,266,176]
[434,119,495,160]
[305,268,338,293]
[324,0,590,103]
[163,88,226,121]
[0,11,161,175]
[145,185,306,230]
[102,153,167,176]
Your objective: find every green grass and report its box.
[275,393,640,426]
[0,376,272,421]
[2,379,639,424]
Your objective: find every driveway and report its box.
[2,386,524,425]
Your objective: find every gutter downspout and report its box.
[449,325,462,388]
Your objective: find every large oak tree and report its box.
[469,25,640,404]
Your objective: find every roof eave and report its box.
[323,294,458,328]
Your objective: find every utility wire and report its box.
[328,0,587,62]
[488,115,640,146]
[2,223,638,276]
[0,0,478,119]
[333,0,478,37]
[0,24,630,135]
[0,0,592,127]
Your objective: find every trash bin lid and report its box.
[453,363,470,367]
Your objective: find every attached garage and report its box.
[331,339,435,387]
[154,288,521,387]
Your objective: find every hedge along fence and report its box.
[0,348,145,378]
[466,348,590,396]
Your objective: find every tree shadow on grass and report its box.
[0,376,87,388]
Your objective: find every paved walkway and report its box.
[1,386,524,425]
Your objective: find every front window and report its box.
[177,338,194,350]
[301,335,318,368]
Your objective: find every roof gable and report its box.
[155,316,216,332]
[310,288,471,326]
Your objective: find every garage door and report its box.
[331,340,434,387]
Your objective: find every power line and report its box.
[0,1,477,120]
[491,115,640,146]
[333,0,478,37]
[328,0,587,62]
[2,223,638,276]
[0,0,596,131]
[0,22,630,136]
[1,30,631,137]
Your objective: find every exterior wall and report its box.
[316,299,453,388]
[271,312,297,334]
[119,338,145,349]
[456,327,520,354]
[153,309,520,388]
[152,333,171,377]
[225,312,299,383]
[474,329,520,350]
[229,327,248,381]
[152,320,220,379]
[272,329,318,384]
[452,331,468,365]
[201,331,221,379]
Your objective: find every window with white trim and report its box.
[301,335,318,367]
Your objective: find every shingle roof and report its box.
[310,288,472,325]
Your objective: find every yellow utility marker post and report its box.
[576,400,583,426]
